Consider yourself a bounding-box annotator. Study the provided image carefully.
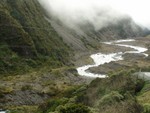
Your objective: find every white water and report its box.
[77,39,148,78]
[0,111,6,113]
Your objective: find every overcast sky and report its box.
[39,0,150,29]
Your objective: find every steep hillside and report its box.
[91,17,146,40]
[47,16,148,51]
[0,0,71,75]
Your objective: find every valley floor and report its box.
[76,36,150,76]
[0,36,150,113]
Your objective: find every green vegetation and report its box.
[39,99,90,113]
[0,0,150,113]
[0,0,72,75]
[137,81,150,113]
[36,70,147,113]
[7,106,38,113]
[59,104,90,113]
[81,73,143,113]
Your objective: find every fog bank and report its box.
[38,0,150,30]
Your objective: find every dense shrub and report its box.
[143,104,150,113]
[99,91,124,106]
[39,98,69,113]
[59,104,90,113]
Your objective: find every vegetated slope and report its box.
[37,70,145,113]
[0,1,86,111]
[47,15,149,51]
[93,17,150,40]
[0,0,71,75]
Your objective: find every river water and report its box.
[0,111,6,113]
[77,39,148,78]
[0,39,148,113]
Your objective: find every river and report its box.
[0,39,148,113]
[77,39,148,78]
[0,111,6,113]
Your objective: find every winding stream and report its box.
[77,39,148,78]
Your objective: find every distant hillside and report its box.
[0,0,71,75]
[47,16,149,51]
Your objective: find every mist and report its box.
[38,0,150,30]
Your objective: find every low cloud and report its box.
[38,0,150,30]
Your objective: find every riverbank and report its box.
[77,39,149,78]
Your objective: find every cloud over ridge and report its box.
[38,0,150,30]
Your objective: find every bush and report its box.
[39,98,69,113]
[143,104,150,113]
[59,104,90,113]
[99,91,124,106]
